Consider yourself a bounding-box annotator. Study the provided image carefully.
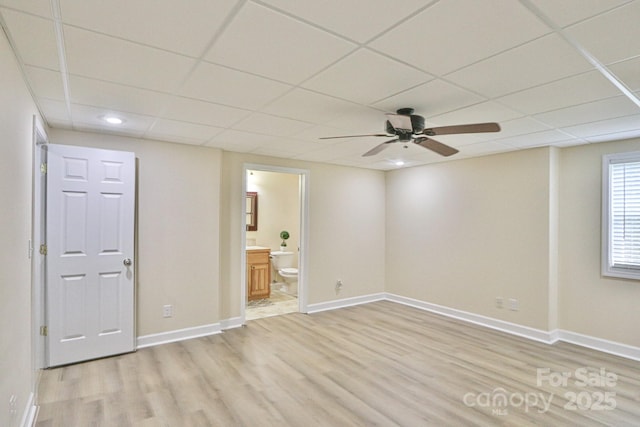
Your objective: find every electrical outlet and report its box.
[495,297,504,309]
[163,304,173,318]
[335,280,343,294]
[508,298,519,311]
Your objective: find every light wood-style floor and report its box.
[36,301,640,426]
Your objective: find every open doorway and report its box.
[241,164,309,321]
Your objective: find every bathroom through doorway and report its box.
[241,164,309,321]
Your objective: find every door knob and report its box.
[123,258,132,266]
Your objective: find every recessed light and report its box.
[101,115,125,125]
[395,161,405,166]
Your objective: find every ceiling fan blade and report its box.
[423,122,501,136]
[362,139,398,157]
[385,113,413,131]
[319,133,390,140]
[413,137,459,157]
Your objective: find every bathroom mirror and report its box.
[246,192,258,231]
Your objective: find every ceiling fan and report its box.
[320,108,501,157]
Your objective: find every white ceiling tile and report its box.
[73,122,145,139]
[552,139,587,148]
[59,0,237,57]
[460,141,517,156]
[68,75,173,116]
[497,71,621,115]
[64,26,195,92]
[430,101,523,125]
[146,119,223,145]
[370,0,551,76]
[70,104,154,136]
[316,138,385,158]
[8,0,639,170]
[585,128,640,143]
[206,129,275,152]
[205,2,356,84]
[24,66,65,100]
[293,145,347,162]
[374,142,434,162]
[565,1,640,64]
[262,88,359,124]
[291,125,350,143]
[608,56,640,92]
[425,133,487,148]
[250,146,301,157]
[232,113,312,137]
[533,96,639,128]
[303,49,432,105]
[258,0,426,43]
[393,148,451,166]
[329,137,399,155]
[0,0,51,17]
[373,79,485,118]
[256,138,324,155]
[180,62,292,110]
[161,97,250,128]
[38,98,70,124]
[528,0,631,27]
[561,114,640,138]
[1,9,59,69]
[496,129,577,148]
[446,34,593,98]
[460,117,553,144]
[322,105,387,132]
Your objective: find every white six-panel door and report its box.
[46,144,135,366]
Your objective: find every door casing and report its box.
[240,163,310,323]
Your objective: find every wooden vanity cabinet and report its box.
[247,248,271,301]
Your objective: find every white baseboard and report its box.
[386,293,556,344]
[133,293,640,362]
[220,316,243,330]
[556,329,640,362]
[306,292,386,314]
[20,392,37,427]
[385,293,640,362]
[137,323,221,349]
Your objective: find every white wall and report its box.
[386,147,555,330]
[0,29,39,427]
[48,129,222,337]
[220,152,386,319]
[559,138,640,347]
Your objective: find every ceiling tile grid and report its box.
[0,0,639,170]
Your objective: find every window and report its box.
[602,151,640,279]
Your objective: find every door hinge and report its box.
[39,244,47,255]
[40,326,48,336]
[40,162,47,174]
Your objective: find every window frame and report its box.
[602,150,640,280]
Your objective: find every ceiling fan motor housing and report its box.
[386,110,425,135]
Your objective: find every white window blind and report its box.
[603,151,640,279]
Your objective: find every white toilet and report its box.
[270,251,298,296]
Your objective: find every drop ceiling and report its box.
[1,0,639,170]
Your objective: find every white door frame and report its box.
[240,163,310,322]
[31,115,47,375]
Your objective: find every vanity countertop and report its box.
[246,246,270,251]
